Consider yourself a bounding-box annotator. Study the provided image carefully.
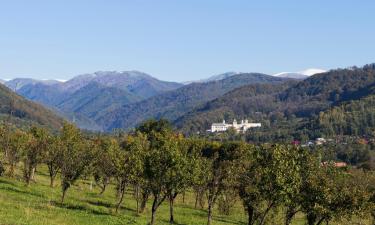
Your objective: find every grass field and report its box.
[0,165,370,225]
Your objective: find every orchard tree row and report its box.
[0,119,374,225]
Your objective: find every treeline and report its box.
[0,119,375,225]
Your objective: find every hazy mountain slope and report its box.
[5,78,61,91]
[17,83,66,106]
[0,83,64,130]
[57,82,140,119]
[5,71,183,130]
[96,73,288,131]
[59,71,183,98]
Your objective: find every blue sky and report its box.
[1,0,374,82]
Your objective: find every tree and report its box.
[238,144,303,225]
[123,133,148,214]
[23,126,50,186]
[143,131,188,225]
[164,136,197,224]
[59,123,93,203]
[44,135,63,187]
[301,163,371,225]
[92,136,117,195]
[203,141,249,225]
[109,133,148,213]
[6,129,30,177]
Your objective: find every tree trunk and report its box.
[285,206,297,225]
[30,167,35,181]
[116,183,126,213]
[50,176,55,188]
[9,163,15,177]
[307,213,317,225]
[316,217,326,225]
[169,195,175,224]
[61,188,67,204]
[207,202,213,225]
[259,202,274,225]
[247,206,254,225]
[135,185,140,214]
[150,197,158,225]
[195,192,199,208]
[140,191,149,213]
[182,191,185,204]
[99,176,110,195]
[99,182,107,195]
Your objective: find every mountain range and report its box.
[5,65,368,140]
[4,71,183,130]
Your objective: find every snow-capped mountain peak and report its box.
[274,68,326,79]
[299,68,326,76]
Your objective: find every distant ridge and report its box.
[5,71,183,130]
[96,73,288,131]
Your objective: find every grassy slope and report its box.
[0,165,368,225]
[0,165,249,225]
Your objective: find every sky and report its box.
[0,0,375,82]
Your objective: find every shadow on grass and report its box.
[160,219,188,225]
[213,217,246,225]
[52,201,111,216]
[86,199,113,208]
[174,205,245,225]
[84,199,138,214]
[0,185,45,198]
[0,179,17,186]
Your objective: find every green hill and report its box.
[0,83,64,130]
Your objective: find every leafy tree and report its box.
[59,123,93,203]
[44,135,63,187]
[92,136,117,195]
[23,126,50,185]
[143,131,188,225]
[109,133,148,213]
[203,141,249,225]
[164,136,197,224]
[6,129,30,177]
[301,163,371,225]
[238,144,303,225]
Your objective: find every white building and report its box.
[210,119,261,133]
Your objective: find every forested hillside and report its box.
[177,64,375,140]
[96,73,288,131]
[0,83,64,130]
[312,95,375,136]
